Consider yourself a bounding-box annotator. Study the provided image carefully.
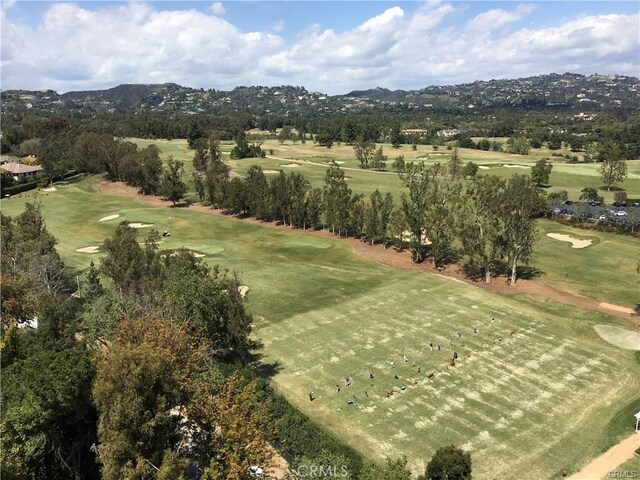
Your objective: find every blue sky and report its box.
[2,1,638,93]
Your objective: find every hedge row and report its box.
[1,171,79,196]
[1,179,42,196]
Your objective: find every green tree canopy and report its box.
[1,349,98,480]
[159,156,186,206]
[599,141,628,190]
[422,445,472,480]
[531,157,553,186]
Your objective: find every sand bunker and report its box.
[99,214,121,222]
[129,223,154,228]
[238,285,249,297]
[594,325,640,350]
[42,187,57,192]
[502,164,530,169]
[167,250,205,258]
[401,231,432,245]
[280,163,300,168]
[546,233,592,249]
[263,170,281,174]
[75,246,100,254]
[478,166,490,170]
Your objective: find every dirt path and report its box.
[98,181,638,325]
[569,434,640,479]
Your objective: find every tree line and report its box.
[184,138,546,285]
[3,106,637,161]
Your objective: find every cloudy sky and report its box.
[2,1,638,94]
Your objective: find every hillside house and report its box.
[1,162,43,182]
[437,129,461,138]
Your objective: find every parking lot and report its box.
[547,200,640,225]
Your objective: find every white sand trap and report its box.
[129,223,154,228]
[478,166,490,170]
[280,163,300,168]
[263,170,281,174]
[238,285,249,298]
[42,187,57,192]
[167,250,205,258]
[99,214,120,222]
[502,164,530,169]
[594,325,640,350]
[546,233,592,249]
[75,246,100,253]
[401,230,432,245]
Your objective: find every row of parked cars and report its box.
[549,200,638,223]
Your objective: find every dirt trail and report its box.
[568,434,640,480]
[98,181,638,325]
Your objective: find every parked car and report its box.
[598,214,608,220]
[613,210,628,216]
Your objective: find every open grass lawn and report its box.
[1,177,638,479]
[128,138,640,204]
[533,220,639,308]
[262,278,638,478]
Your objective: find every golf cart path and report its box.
[569,434,640,479]
[98,180,639,325]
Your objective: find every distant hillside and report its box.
[2,73,638,115]
[338,87,411,103]
[60,83,193,110]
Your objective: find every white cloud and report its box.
[1,0,15,12]
[272,19,284,33]
[468,4,535,32]
[1,2,638,94]
[210,2,225,16]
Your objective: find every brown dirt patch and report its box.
[599,303,635,315]
[97,180,638,325]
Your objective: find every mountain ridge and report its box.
[3,72,638,115]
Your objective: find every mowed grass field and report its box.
[533,221,639,308]
[127,138,639,307]
[129,138,640,204]
[1,178,638,479]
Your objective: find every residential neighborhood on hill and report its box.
[2,73,638,116]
